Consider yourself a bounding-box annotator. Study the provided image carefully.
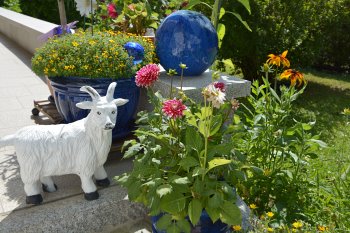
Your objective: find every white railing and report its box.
[0,7,57,54]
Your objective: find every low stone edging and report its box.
[0,7,57,54]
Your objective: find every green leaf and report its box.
[186,126,203,152]
[188,199,202,226]
[309,139,327,148]
[177,219,191,233]
[123,143,142,158]
[156,214,172,231]
[208,158,232,171]
[121,139,135,152]
[184,0,212,10]
[206,207,220,223]
[208,192,223,208]
[157,184,173,197]
[192,167,207,177]
[270,87,281,103]
[226,11,252,32]
[208,143,234,157]
[288,151,299,163]
[220,201,242,225]
[179,156,199,171]
[237,0,251,14]
[167,223,181,233]
[217,23,225,48]
[160,192,186,214]
[219,7,225,20]
[210,115,222,136]
[302,123,312,131]
[172,177,190,185]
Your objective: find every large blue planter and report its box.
[49,76,140,140]
[156,10,218,76]
[152,210,231,233]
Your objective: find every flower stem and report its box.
[170,75,174,99]
[180,68,184,92]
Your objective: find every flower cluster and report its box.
[264,50,306,87]
[32,31,156,79]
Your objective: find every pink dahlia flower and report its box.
[135,64,160,88]
[214,82,226,92]
[162,99,187,119]
[107,3,118,19]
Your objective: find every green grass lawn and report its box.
[295,70,350,229]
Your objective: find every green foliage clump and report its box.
[232,78,325,226]
[31,31,156,79]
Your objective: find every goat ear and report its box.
[113,98,129,107]
[106,82,117,102]
[76,101,94,109]
[80,86,101,101]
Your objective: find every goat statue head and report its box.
[76,82,129,130]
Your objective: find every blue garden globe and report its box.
[156,10,218,76]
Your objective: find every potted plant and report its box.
[116,64,251,232]
[31,30,156,139]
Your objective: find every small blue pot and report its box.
[152,210,231,233]
[49,76,140,140]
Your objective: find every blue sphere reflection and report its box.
[124,42,145,65]
[156,10,218,76]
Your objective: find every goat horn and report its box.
[80,86,101,101]
[106,82,117,102]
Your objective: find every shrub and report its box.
[31,31,156,79]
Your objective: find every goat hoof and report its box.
[96,178,110,187]
[42,184,58,193]
[84,191,99,201]
[26,194,43,205]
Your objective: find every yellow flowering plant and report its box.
[32,30,156,79]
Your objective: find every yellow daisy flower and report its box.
[292,221,303,229]
[232,225,242,231]
[267,212,274,218]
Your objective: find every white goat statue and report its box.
[0,82,128,205]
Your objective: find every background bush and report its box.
[216,0,350,80]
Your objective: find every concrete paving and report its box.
[0,32,150,232]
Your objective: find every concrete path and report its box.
[0,33,150,232]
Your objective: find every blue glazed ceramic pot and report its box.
[156,10,218,76]
[49,77,140,140]
[152,210,230,233]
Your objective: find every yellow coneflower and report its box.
[280,69,306,87]
[232,225,242,231]
[267,50,290,68]
[267,227,274,232]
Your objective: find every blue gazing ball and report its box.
[156,10,218,76]
[124,42,145,65]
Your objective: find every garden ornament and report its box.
[0,82,128,205]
